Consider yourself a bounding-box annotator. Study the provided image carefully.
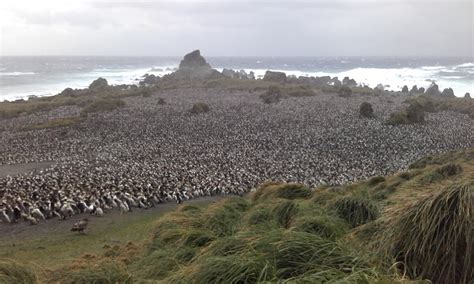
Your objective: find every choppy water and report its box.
[0,56,472,101]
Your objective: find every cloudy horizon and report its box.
[0,0,472,57]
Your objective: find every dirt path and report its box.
[0,161,55,178]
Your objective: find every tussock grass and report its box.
[294,215,349,240]
[190,254,276,283]
[204,197,248,237]
[368,175,386,186]
[273,201,298,228]
[379,183,473,283]
[0,260,38,284]
[332,196,380,227]
[276,184,313,199]
[274,231,369,279]
[50,257,133,284]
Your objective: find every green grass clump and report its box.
[183,230,215,247]
[368,175,386,186]
[247,207,273,226]
[0,260,37,284]
[132,250,178,280]
[294,215,349,240]
[190,254,276,283]
[276,184,312,199]
[274,231,369,279]
[380,183,473,283]
[52,259,132,284]
[273,201,298,228]
[333,196,380,227]
[205,198,248,237]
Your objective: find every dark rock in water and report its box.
[260,86,283,103]
[338,86,352,97]
[464,93,471,99]
[440,88,455,97]
[140,74,160,85]
[89,78,108,90]
[425,83,440,96]
[342,77,357,87]
[410,85,419,94]
[402,85,409,93]
[179,50,210,69]
[263,71,286,83]
[359,102,374,118]
[406,102,425,123]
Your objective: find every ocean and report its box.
[0,56,472,101]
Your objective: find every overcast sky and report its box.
[0,0,472,56]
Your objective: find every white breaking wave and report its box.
[0,71,36,76]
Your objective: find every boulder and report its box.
[342,77,357,87]
[425,82,440,96]
[402,85,409,93]
[329,77,342,87]
[89,78,108,90]
[359,102,374,118]
[248,71,255,80]
[263,71,287,83]
[419,87,425,93]
[222,68,236,78]
[464,93,471,99]
[440,88,455,97]
[375,84,385,91]
[410,85,419,94]
[338,86,352,97]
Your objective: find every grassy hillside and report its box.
[1,149,472,283]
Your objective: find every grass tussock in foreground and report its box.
[1,149,472,283]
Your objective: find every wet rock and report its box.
[342,77,357,87]
[402,85,409,93]
[425,83,440,96]
[89,78,108,90]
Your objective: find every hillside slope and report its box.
[1,148,472,283]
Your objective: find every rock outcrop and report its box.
[425,83,440,96]
[464,93,471,99]
[263,71,287,83]
[168,50,221,81]
[342,77,357,87]
[402,85,409,93]
[89,78,108,90]
[440,88,455,97]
